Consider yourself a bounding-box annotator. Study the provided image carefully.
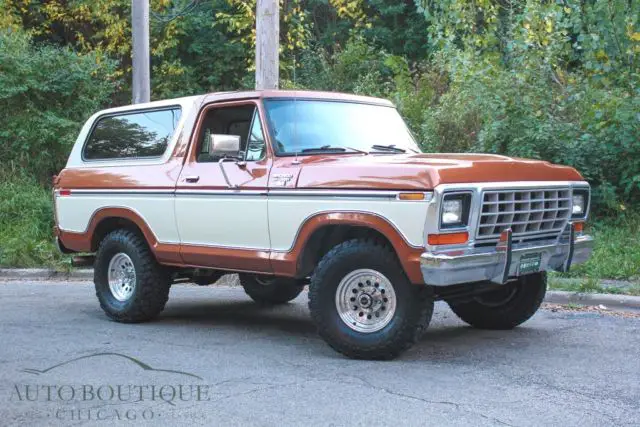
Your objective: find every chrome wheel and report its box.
[335,269,397,333]
[107,253,136,302]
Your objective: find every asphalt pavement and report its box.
[0,280,638,426]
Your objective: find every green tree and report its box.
[416,0,640,212]
[215,0,311,78]
[0,29,116,181]
[361,0,429,62]
[0,0,252,100]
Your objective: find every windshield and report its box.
[263,99,420,155]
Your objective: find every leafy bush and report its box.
[295,38,394,96]
[420,53,640,213]
[416,0,640,214]
[0,29,116,183]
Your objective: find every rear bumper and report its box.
[420,227,594,287]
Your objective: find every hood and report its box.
[295,153,583,190]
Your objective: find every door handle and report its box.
[184,175,200,183]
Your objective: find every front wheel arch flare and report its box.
[289,212,425,283]
[297,224,396,278]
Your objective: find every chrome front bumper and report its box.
[420,227,594,287]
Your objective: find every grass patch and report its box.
[559,214,640,282]
[549,276,640,296]
[0,172,69,269]
[564,303,584,310]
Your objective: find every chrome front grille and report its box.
[476,188,571,241]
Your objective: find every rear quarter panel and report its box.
[54,96,202,249]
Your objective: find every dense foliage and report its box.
[0,30,116,182]
[416,0,640,214]
[0,0,639,269]
[298,0,640,213]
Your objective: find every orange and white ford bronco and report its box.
[54,90,594,359]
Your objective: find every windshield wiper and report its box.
[301,145,345,153]
[370,144,407,153]
[300,145,368,154]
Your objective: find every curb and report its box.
[545,291,640,311]
[0,268,93,280]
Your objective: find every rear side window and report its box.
[83,107,181,160]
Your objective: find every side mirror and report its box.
[209,134,241,159]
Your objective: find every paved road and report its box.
[0,280,638,426]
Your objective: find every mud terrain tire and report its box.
[308,239,433,360]
[94,230,171,323]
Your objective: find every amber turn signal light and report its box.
[428,232,469,245]
[574,222,584,233]
[398,192,425,201]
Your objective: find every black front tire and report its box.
[448,272,547,330]
[94,230,171,323]
[239,274,304,305]
[308,239,433,360]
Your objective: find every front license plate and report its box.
[519,253,541,275]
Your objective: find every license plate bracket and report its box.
[519,253,541,275]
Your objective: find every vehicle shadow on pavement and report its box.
[409,320,555,361]
[143,292,556,360]
[156,299,318,336]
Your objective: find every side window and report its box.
[245,111,266,162]
[83,107,181,160]
[197,105,264,162]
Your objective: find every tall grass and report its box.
[0,172,67,268]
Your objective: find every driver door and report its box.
[175,101,272,272]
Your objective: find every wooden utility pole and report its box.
[132,0,151,103]
[255,0,279,90]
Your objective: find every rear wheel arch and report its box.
[88,208,158,253]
